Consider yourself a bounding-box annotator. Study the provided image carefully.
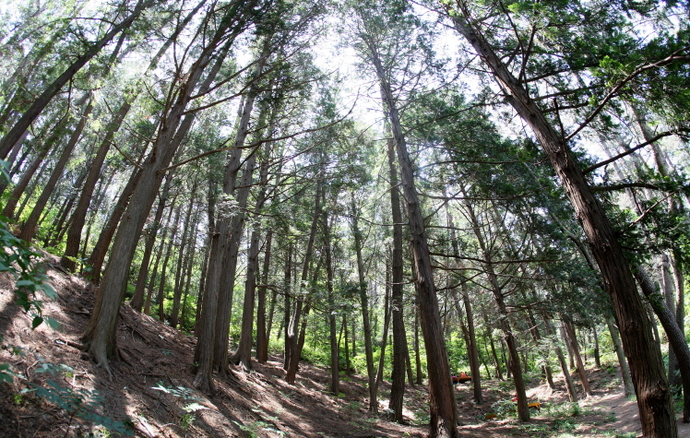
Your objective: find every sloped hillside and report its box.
[2,257,689,438]
[0,257,430,437]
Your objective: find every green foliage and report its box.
[0,161,60,384]
[32,380,133,435]
[411,406,431,426]
[0,362,14,384]
[152,383,207,429]
[491,397,519,418]
[0,208,57,332]
[3,357,133,436]
[236,419,285,437]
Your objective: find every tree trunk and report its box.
[256,231,273,363]
[606,316,635,397]
[88,166,143,283]
[524,301,555,389]
[194,173,217,335]
[170,185,198,328]
[482,311,503,381]
[635,267,690,422]
[462,186,529,421]
[229,225,261,370]
[285,178,323,384]
[370,43,458,437]
[84,10,241,375]
[592,324,601,369]
[178,221,199,331]
[144,221,172,316]
[61,99,131,271]
[211,107,256,373]
[446,196,482,403]
[230,116,273,368]
[157,205,182,322]
[2,119,63,219]
[130,174,174,311]
[59,0,205,272]
[385,137,407,419]
[662,254,680,391]
[350,193,378,411]
[563,319,592,397]
[323,210,340,395]
[375,260,392,391]
[282,241,293,370]
[464,292,483,403]
[672,249,686,391]
[542,315,579,402]
[208,41,271,372]
[182,11,263,391]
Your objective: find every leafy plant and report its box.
[152,383,207,429]
[491,398,519,418]
[0,161,59,335]
[0,362,13,384]
[31,380,133,436]
[0,211,59,384]
[12,357,134,436]
[236,420,284,437]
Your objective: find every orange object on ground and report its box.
[451,372,472,384]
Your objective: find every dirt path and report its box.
[586,391,690,437]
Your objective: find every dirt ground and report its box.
[1,259,689,437]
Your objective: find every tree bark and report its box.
[385,136,407,419]
[375,259,392,390]
[229,108,274,369]
[83,8,244,375]
[157,205,182,322]
[323,210,340,395]
[256,230,273,363]
[285,177,323,384]
[170,185,198,328]
[563,318,592,397]
[2,114,68,219]
[130,174,174,311]
[635,267,690,422]
[60,0,206,272]
[61,99,131,271]
[606,316,635,397]
[446,195,482,403]
[462,186,529,421]
[144,209,174,316]
[371,49,458,436]
[87,166,143,283]
[542,315,579,402]
[350,193,378,412]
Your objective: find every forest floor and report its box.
[1,257,690,437]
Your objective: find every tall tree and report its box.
[386,136,407,421]
[442,2,678,434]
[352,2,459,434]
[349,193,378,412]
[82,1,258,374]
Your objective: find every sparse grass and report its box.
[411,408,431,426]
[236,420,284,437]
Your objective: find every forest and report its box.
[0,0,689,437]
